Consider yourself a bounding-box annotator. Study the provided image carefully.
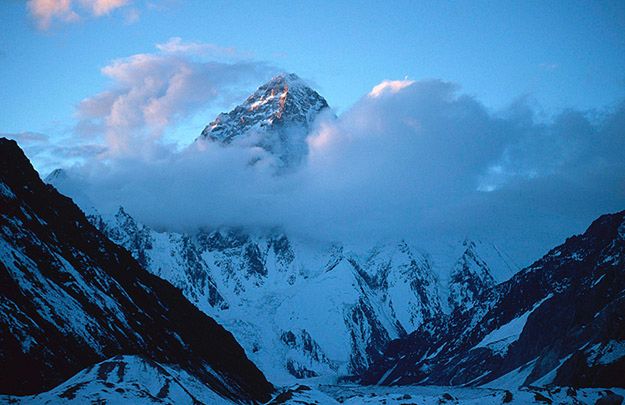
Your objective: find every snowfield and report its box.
[79,206,520,384]
[272,384,625,405]
[5,372,624,405]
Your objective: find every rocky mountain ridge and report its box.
[363,210,625,388]
[0,138,273,403]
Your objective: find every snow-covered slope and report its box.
[1,355,233,404]
[0,138,273,403]
[269,383,625,405]
[4,358,623,405]
[56,202,517,385]
[196,73,330,167]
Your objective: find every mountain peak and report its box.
[199,72,329,143]
[264,72,308,88]
[44,168,68,184]
[0,137,46,196]
[197,73,330,166]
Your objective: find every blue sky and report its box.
[1,0,624,146]
[1,0,624,263]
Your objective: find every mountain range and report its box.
[1,73,624,404]
[363,209,625,388]
[84,207,521,384]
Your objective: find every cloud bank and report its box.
[54,78,625,266]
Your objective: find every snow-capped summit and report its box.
[198,73,330,166]
[44,168,68,184]
[447,240,497,312]
[200,73,329,143]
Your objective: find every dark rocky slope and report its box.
[364,210,625,388]
[0,138,274,403]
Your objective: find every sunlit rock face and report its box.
[198,73,330,167]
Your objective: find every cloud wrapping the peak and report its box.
[55,78,625,266]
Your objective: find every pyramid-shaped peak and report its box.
[198,73,330,157]
[45,168,68,184]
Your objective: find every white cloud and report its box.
[123,7,140,24]
[368,79,415,98]
[84,0,130,16]
[1,131,105,174]
[27,0,131,30]
[75,41,272,156]
[28,0,80,30]
[156,37,242,58]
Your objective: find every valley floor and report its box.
[4,373,624,405]
[271,383,625,405]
